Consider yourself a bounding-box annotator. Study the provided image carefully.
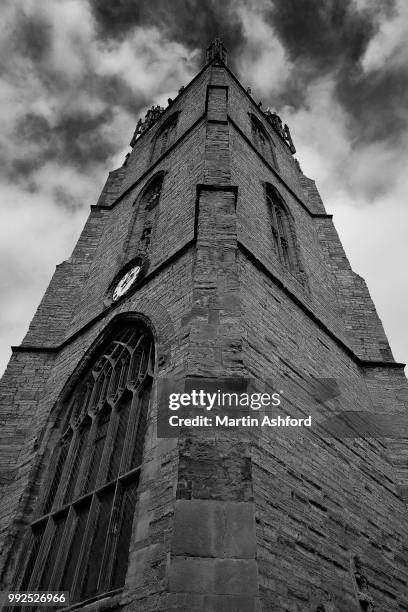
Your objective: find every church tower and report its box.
[1,40,408,611]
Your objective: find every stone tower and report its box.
[1,40,408,611]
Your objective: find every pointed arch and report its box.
[151,112,179,162]
[14,321,155,604]
[265,183,301,275]
[138,170,165,211]
[250,114,277,168]
[122,171,166,263]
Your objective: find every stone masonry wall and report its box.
[239,255,408,610]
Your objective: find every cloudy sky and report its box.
[0,0,407,375]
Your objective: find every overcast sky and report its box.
[0,0,407,376]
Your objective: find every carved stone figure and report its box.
[130,105,165,146]
[206,37,227,64]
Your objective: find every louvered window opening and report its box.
[267,191,293,271]
[14,327,154,606]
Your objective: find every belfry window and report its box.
[141,172,163,211]
[121,172,164,262]
[15,325,154,605]
[138,173,163,252]
[266,184,296,271]
[151,113,178,161]
[250,115,276,167]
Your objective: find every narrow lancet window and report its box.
[151,113,178,162]
[250,115,276,167]
[266,184,297,273]
[123,172,164,262]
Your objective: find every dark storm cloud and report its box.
[0,1,166,189]
[4,0,245,187]
[89,0,244,68]
[4,46,149,184]
[14,12,52,61]
[88,0,407,145]
[11,107,118,180]
[268,0,380,71]
[337,66,408,143]
[264,0,406,144]
[3,0,407,186]
[88,74,149,114]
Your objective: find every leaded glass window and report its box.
[14,325,154,605]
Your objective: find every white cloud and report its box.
[236,4,290,97]
[283,75,408,367]
[361,0,408,73]
[0,181,89,372]
[333,196,408,365]
[283,78,350,182]
[37,0,94,80]
[95,27,197,97]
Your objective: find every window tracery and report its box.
[14,325,154,605]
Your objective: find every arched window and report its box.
[15,325,154,605]
[250,115,276,167]
[151,113,178,162]
[124,172,164,260]
[266,184,296,271]
[137,173,163,255]
[141,172,163,211]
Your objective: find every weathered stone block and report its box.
[168,557,259,596]
[172,499,256,558]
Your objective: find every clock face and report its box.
[112,265,141,302]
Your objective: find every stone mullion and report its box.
[44,510,72,590]
[128,338,144,387]
[26,516,53,591]
[49,505,76,591]
[11,528,35,589]
[51,428,80,512]
[77,417,100,497]
[95,405,120,488]
[87,371,103,413]
[119,387,145,474]
[68,417,92,502]
[35,439,67,519]
[70,493,99,602]
[96,480,121,593]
